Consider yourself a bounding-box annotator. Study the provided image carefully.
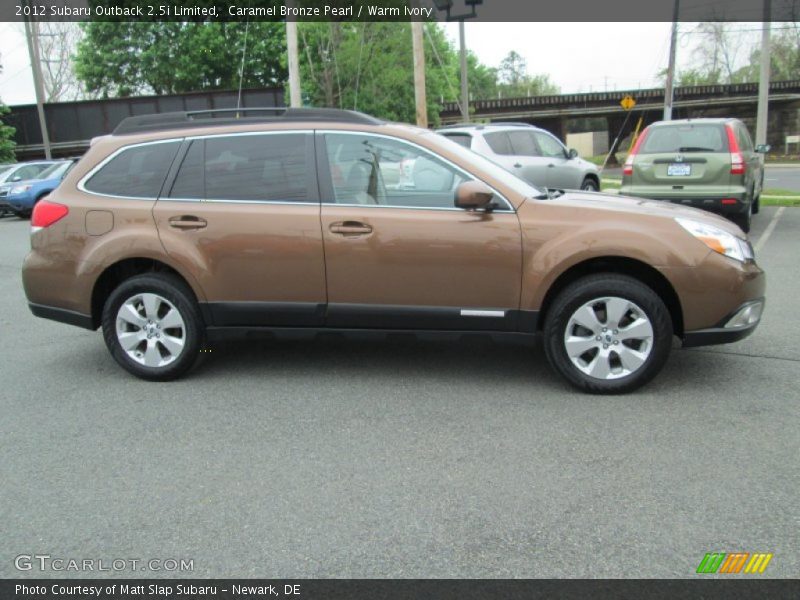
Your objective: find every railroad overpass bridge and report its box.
[440,80,800,160]
[6,81,800,162]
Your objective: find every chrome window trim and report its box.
[183,130,312,141]
[165,197,318,206]
[318,129,516,213]
[78,138,184,200]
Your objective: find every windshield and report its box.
[37,161,73,180]
[426,130,544,197]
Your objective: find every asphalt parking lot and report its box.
[1,207,798,578]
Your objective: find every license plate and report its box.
[667,163,691,176]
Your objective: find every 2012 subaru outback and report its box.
[22,108,765,393]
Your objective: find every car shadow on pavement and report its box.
[190,334,564,389]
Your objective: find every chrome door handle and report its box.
[168,215,207,230]
[329,221,372,235]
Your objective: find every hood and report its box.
[536,190,745,238]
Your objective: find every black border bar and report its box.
[3,0,799,22]
[3,579,800,600]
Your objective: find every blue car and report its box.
[0,160,74,217]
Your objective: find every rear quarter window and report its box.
[83,141,181,198]
[641,124,727,154]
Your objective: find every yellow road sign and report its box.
[620,95,636,110]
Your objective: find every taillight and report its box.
[31,199,68,231]
[623,127,649,176]
[725,124,745,175]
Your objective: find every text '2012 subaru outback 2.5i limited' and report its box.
[22,108,765,394]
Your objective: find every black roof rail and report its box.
[113,107,383,135]
[488,121,536,127]
[437,122,479,129]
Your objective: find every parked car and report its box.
[22,108,764,393]
[0,161,58,216]
[619,118,768,233]
[2,160,75,217]
[437,123,601,191]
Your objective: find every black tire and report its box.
[580,177,599,192]
[752,186,760,215]
[732,201,752,233]
[102,273,204,381]
[543,274,673,394]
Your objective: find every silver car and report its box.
[437,124,600,191]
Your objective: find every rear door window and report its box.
[203,133,312,202]
[641,125,727,153]
[169,140,204,199]
[507,131,540,156]
[483,131,513,155]
[84,141,180,198]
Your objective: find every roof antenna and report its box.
[236,19,251,118]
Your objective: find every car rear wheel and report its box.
[580,177,599,191]
[543,274,673,394]
[732,201,752,233]
[102,273,204,381]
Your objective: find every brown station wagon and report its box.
[22,108,765,393]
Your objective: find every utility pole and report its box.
[663,0,680,121]
[458,20,469,122]
[23,13,52,159]
[755,0,771,157]
[411,21,428,128]
[285,9,301,107]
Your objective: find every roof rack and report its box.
[438,122,479,129]
[488,121,535,127]
[113,107,383,135]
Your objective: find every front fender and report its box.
[518,201,708,311]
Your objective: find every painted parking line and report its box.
[754,206,785,253]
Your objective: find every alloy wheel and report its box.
[115,293,186,368]
[563,296,654,380]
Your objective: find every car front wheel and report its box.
[543,274,673,394]
[580,177,599,191]
[102,273,204,381]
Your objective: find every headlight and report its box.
[10,185,32,195]
[675,217,753,262]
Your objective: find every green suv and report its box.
[619,118,769,232]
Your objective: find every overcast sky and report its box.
[0,21,764,106]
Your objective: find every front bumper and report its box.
[682,298,764,347]
[6,193,36,212]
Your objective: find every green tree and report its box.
[0,59,17,163]
[496,50,559,98]
[665,24,800,87]
[737,26,800,82]
[297,22,485,125]
[74,22,287,97]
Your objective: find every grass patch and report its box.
[762,188,798,197]
[601,178,621,192]
[761,197,800,206]
[765,155,800,164]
